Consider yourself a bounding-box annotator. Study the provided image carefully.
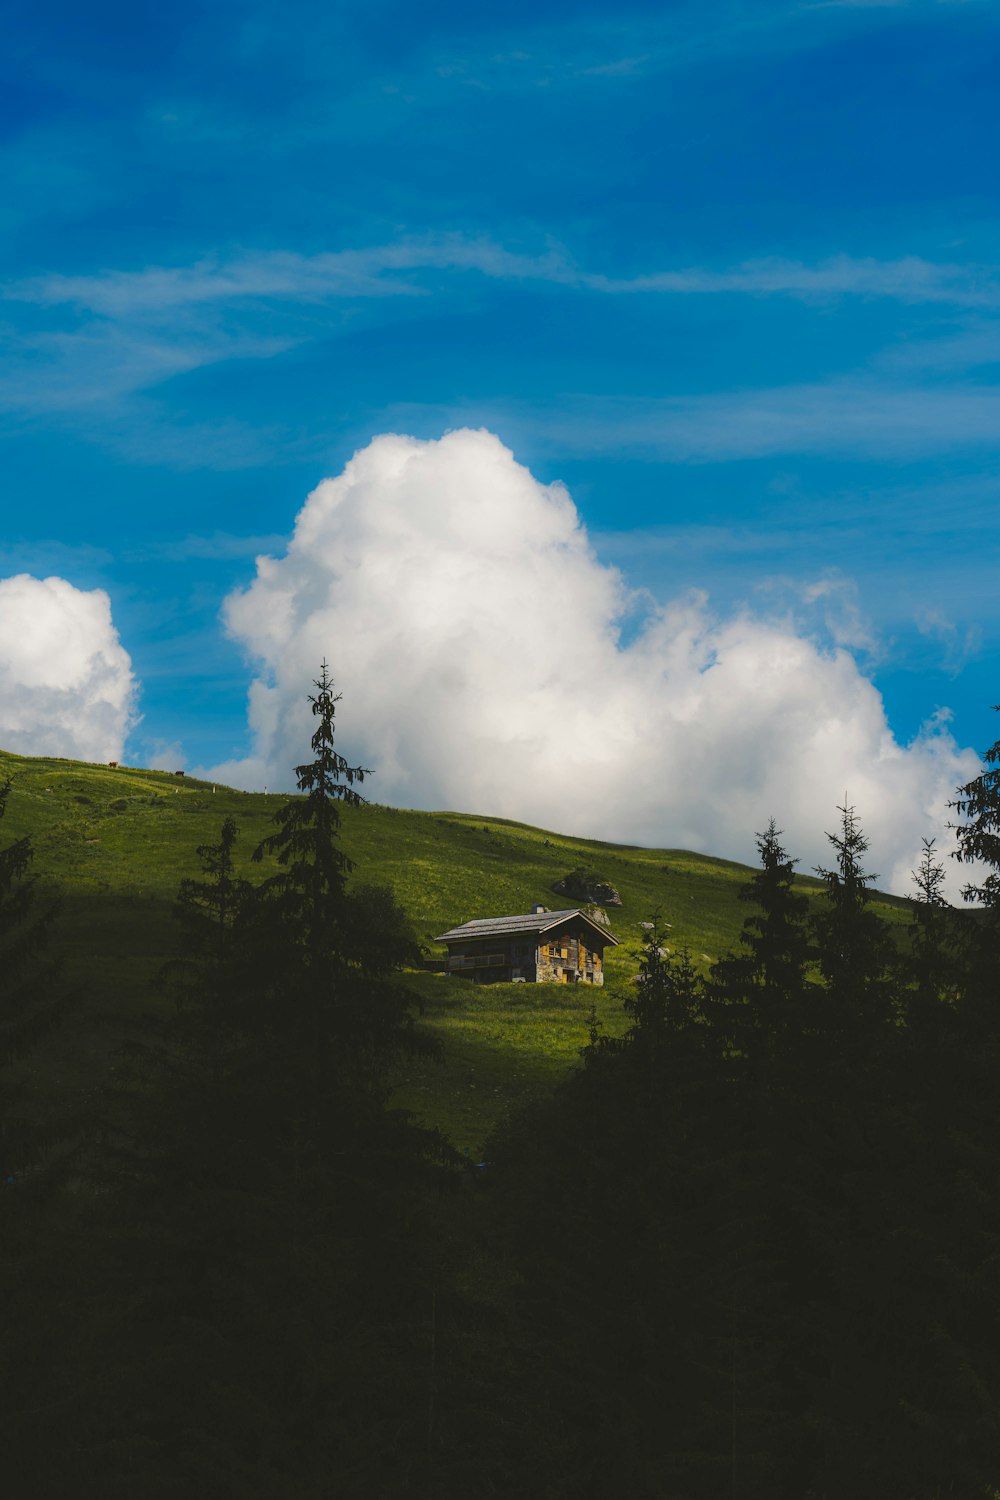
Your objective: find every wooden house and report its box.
[434,905,618,986]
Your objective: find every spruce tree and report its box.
[905,837,956,1033]
[951,702,1000,909]
[703,827,819,1487]
[253,660,366,902]
[709,819,811,1101]
[251,660,425,1074]
[812,801,894,1056]
[935,711,1000,1489]
[801,807,939,1496]
[158,815,254,1084]
[91,815,257,1196]
[621,920,703,1045]
[950,705,1000,1031]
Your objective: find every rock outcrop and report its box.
[552,868,622,908]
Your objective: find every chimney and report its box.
[531,904,548,914]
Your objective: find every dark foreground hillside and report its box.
[2,725,998,1499]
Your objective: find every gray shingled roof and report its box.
[434,908,619,945]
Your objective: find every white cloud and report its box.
[0,575,137,762]
[214,430,979,897]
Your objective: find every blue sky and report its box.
[2,0,999,877]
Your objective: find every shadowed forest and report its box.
[2,667,999,1499]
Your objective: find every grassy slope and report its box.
[0,748,914,1152]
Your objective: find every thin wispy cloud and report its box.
[804,0,975,9]
[4,239,573,318]
[875,318,1000,372]
[0,239,574,423]
[601,256,1000,307]
[9,242,1000,317]
[591,465,1000,677]
[798,573,880,656]
[0,320,294,415]
[401,379,1000,463]
[596,469,1000,563]
[3,238,999,445]
[420,0,932,95]
[0,540,115,579]
[101,402,306,472]
[802,1,912,9]
[916,608,984,677]
[126,531,291,563]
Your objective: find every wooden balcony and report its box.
[447,952,507,971]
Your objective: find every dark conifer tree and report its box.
[253,662,365,904]
[702,827,824,1490]
[951,703,1000,909]
[620,921,704,1049]
[811,801,895,1057]
[250,660,426,1076]
[861,834,1000,1498]
[950,705,1000,1035]
[791,806,980,1499]
[488,929,770,1497]
[925,709,1000,1493]
[92,815,260,1202]
[14,672,450,1499]
[158,814,254,1080]
[709,818,811,1101]
[905,837,956,1034]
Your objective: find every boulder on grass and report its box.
[552,868,622,908]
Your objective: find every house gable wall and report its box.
[536,915,606,985]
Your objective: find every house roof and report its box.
[434,908,619,945]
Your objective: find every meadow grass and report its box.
[0,748,915,1149]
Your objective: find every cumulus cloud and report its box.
[215,430,979,896]
[0,574,136,762]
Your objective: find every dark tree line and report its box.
[1,687,1000,1498]
[484,778,1000,1499]
[2,666,459,1498]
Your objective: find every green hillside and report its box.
[0,747,913,1151]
